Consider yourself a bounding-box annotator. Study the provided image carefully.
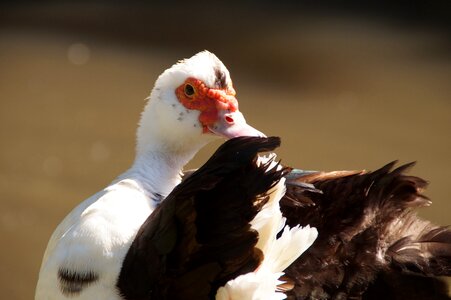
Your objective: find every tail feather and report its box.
[389,225,451,276]
[280,161,451,299]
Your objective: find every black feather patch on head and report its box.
[214,67,227,89]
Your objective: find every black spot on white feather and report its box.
[177,117,183,121]
[171,104,176,108]
[58,268,99,296]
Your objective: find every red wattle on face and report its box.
[176,78,265,139]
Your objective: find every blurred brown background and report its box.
[1,1,450,299]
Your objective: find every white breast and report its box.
[35,178,157,300]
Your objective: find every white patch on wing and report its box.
[216,155,318,300]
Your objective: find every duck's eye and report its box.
[184,84,195,97]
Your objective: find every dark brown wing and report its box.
[117,136,289,300]
[281,162,451,299]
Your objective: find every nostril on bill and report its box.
[225,115,234,124]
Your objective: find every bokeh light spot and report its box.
[67,43,90,65]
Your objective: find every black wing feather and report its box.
[117,136,289,300]
[281,161,451,299]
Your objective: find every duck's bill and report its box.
[208,111,266,139]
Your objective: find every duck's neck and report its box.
[126,144,199,199]
[126,100,213,199]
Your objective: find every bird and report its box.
[117,136,318,300]
[35,51,265,300]
[36,50,451,300]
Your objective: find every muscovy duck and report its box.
[35,51,264,300]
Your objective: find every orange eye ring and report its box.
[184,83,195,98]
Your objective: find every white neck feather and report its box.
[125,148,193,198]
[128,91,213,197]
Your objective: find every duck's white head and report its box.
[136,51,264,157]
